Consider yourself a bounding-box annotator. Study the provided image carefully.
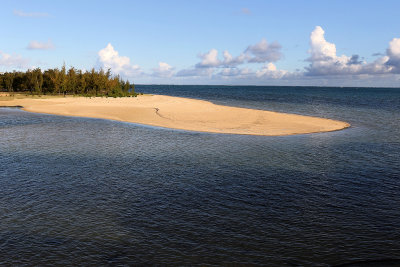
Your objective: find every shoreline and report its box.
[0,93,350,136]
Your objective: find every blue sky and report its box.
[1,0,400,87]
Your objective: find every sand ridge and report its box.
[0,94,350,136]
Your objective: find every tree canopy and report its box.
[0,65,135,97]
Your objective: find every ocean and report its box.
[1,85,399,266]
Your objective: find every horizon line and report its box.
[134,84,400,89]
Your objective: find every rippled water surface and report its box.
[1,86,400,266]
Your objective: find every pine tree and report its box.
[60,64,67,96]
[0,65,135,97]
[4,72,14,92]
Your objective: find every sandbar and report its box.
[0,93,350,136]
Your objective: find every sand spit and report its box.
[0,94,350,136]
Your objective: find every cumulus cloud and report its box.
[27,40,54,50]
[150,27,400,84]
[0,51,30,68]
[195,49,221,68]
[306,26,357,75]
[362,56,392,74]
[194,49,249,68]
[176,36,287,81]
[98,43,141,77]
[184,38,283,76]
[222,51,247,67]
[305,26,398,76]
[308,26,337,62]
[176,27,400,83]
[386,38,400,69]
[256,63,288,79]
[152,62,174,77]
[223,51,233,64]
[245,39,282,63]
[14,10,49,17]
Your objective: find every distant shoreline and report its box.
[0,93,350,136]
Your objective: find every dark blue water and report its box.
[1,86,400,266]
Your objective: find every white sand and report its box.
[0,94,350,136]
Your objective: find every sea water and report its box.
[1,86,399,265]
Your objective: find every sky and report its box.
[1,0,400,87]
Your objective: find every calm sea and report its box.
[1,85,399,266]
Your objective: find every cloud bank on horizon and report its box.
[94,26,400,84]
[1,24,400,86]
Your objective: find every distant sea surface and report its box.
[1,85,399,266]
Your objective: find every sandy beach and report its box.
[0,93,350,136]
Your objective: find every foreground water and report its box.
[1,86,399,266]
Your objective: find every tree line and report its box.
[0,65,135,97]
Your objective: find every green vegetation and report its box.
[0,65,135,97]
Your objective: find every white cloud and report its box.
[306,26,357,75]
[308,26,336,61]
[176,27,400,84]
[27,40,54,50]
[256,63,288,79]
[0,51,30,68]
[245,39,282,63]
[98,43,141,77]
[177,38,286,79]
[388,38,400,56]
[13,10,49,17]
[137,26,400,85]
[196,49,221,68]
[386,38,400,70]
[305,26,396,76]
[362,56,392,74]
[222,50,247,66]
[190,38,282,72]
[223,51,233,64]
[152,62,174,77]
